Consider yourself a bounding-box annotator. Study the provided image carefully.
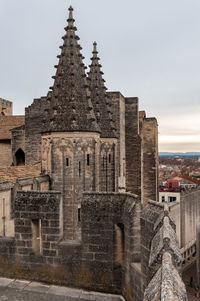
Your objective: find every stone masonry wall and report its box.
[122,197,142,301]
[141,118,158,206]
[25,97,49,164]
[140,201,164,288]
[0,190,61,281]
[0,188,188,301]
[81,192,141,296]
[107,92,126,191]
[0,190,141,298]
[0,98,12,116]
[14,190,61,264]
[42,132,101,241]
[0,140,12,167]
[125,97,141,195]
[0,185,14,237]
[0,237,16,278]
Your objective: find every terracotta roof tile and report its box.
[0,162,41,184]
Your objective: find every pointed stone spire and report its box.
[43,6,100,133]
[87,42,116,138]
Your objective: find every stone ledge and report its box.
[17,190,61,195]
[0,236,15,242]
[83,191,138,198]
[0,277,125,300]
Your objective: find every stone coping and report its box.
[17,190,61,194]
[0,277,125,300]
[148,200,165,208]
[83,191,139,198]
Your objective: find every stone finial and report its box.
[68,5,74,19]
[93,41,97,49]
[92,42,98,57]
[66,5,76,31]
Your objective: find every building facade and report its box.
[0,6,187,301]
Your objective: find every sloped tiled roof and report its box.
[0,162,41,184]
[0,116,25,140]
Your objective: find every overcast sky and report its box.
[0,0,200,152]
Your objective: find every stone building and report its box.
[0,98,12,116]
[0,6,187,301]
[0,97,24,168]
[0,116,25,168]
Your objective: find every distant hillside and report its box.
[159,152,200,157]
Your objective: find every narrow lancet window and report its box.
[78,207,81,222]
[79,161,81,177]
[2,198,5,237]
[87,154,90,166]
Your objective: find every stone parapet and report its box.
[149,216,182,268]
[0,180,13,191]
[143,204,187,301]
[144,252,187,301]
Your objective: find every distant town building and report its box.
[159,191,180,203]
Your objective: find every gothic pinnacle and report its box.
[87,41,116,138]
[92,42,98,57]
[91,41,100,61]
[88,41,105,88]
[43,6,100,134]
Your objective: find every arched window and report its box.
[66,157,69,167]
[15,149,25,166]
[79,161,81,177]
